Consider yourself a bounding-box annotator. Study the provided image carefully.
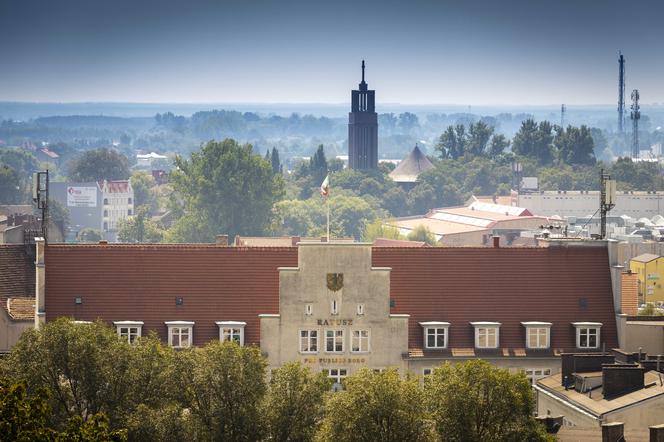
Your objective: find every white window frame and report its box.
[524,368,552,385]
[216,321,246,346]
[325,368,348,384]
[325,329,344,353]
[113,320,143,344]
[351,329,370,353]
[521,322,552,349]
[299,329,319,354]
[572,322,602,349]
[165,321,194,348]
[471,322,501,349]
[419,321,450,349]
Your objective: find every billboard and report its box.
[66,186,97,207]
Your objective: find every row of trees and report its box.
[1,318,553,442]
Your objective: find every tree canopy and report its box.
[67,148,131,182]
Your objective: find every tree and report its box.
[427,360,551,442]
[435,126,465,160]
[398,112,419,134]
[317,368,433,442]
[0,148,38,175]
[117,206,164,243]
[77,228,102,243]
[406,225,437,245]
[270,147,282,175]
[262,362,331,442]
[183,341,267,442]
[309,145,328,184]
[555,125,596,166]
[488,134,510,158]
[48,200,70,240]
[67,148,130,182]
[466,121,494,156]
[512,119,554,165]
[129,171,158,213]
[167,139,284,242]
[0,165,24,204]
[361,219,404,242]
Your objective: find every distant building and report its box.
[136,152,168,169]
[517,190,664,219]
[387,200,550,246]
[348,61,378,170]
[50,180,133,241]
[629,253,664,304]
[388,144,433,190]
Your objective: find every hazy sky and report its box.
[1,0,662,105]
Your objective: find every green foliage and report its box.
[0,148,38,175]
[361,219,404,242]
[427,360,551,442]
[512,119,555,165]
[67,148,130,182]
[554,125,595,165]
[317,368,433,442]
[117,206,164,243]
[48,199,70,238]
[270,147,282,175]
[406,225,437,245]
[638,303,664,316]
[129,171,158,214]
[262,362,331,442]
[0,165,25,204]
[609,157,664,190]
[182,341,267,442]
[168,139,284,242]
[77,228,102,243]
[309,145,328,183]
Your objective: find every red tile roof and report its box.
[99,180,131,194]
[0,245,35,322]
[44,244,617,352]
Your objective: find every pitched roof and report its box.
[5,297,35,320]
[0,245,35,322]
[631,253,660,263]
[45,244,617,352]
[372,238,428,247]
[98,180,131,194]
[389,145,434,183]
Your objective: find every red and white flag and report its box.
[320,175,329,197]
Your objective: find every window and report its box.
[325,368,347,384]
[113,321,143,343]
[524,368,552,385]
[331,299,339,315]
[419,322,450,349]
[471,322,501,349]
[165,321,194,348]
[128,209,132,216]
[351,330,370,353]
[305,303,313,316]
[103,210,108,217]
[573,322,601,349]
[216,321,246,346]
[357,304,364,315]
[325,329,344,353]
[128,197,132,204]
[300,329,318,353]
[103,198,108,205]
[521,322,552,349]
[423,368,432,376]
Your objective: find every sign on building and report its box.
[66,186,97,207]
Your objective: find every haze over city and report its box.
[2,0,664,105]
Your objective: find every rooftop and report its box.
[631,253,660,263]
[388,144,434,183]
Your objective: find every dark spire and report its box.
[362,60,365,83]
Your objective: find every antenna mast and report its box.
[599,169,616,240]
[631,89,640,158]
[560,104,566,127]
[618,52,625,133]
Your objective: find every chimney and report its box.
[98,240,108,245]
[493,236,500,248]
[621,271,639,315]
[291,236,301,246]
[215,234,228,246]
[650,423,664,442]
[602,422,624,442]
[602,365,645,399]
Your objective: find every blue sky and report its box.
[0,0,662,105]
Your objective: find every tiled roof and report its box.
[388,145,434,183]
[99,180,131,194]
[45,244,617,352]
[372,238,428,247]
[5,297,35,320]
[0,245,35,322]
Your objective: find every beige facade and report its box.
[260,243,409,377]
[0,307,32,352]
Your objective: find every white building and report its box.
[99,180,134,236]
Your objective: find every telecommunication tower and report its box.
[560,104,566,128]
[618,52,625,133]
[630,89,640,158]
[32,170,49,244]
[599,169,616,240]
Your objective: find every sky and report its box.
[0,0,663,105]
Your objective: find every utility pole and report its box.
[32,170,49,244]
[631,89,640,158]
[599,168,616,239]
[618,52,625,134]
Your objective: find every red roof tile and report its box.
[44,244,617,352]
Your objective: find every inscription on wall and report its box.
[316,319,353,326]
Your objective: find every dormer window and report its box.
[419,322,450,349]
[572,322,602,349]
[521,322,552,349]
[471,322,500,349]
[216,321,246,346]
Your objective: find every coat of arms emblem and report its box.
[326,273,343,292]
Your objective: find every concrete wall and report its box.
[519,192,664,219]
[536,392,599,428]
[622,321,664,355]
[439,230,488,247]
[0,309,32,352]
[409,357,560,378]
[630,257,664,304]
[260,243,409,374]
[607,396,664,430]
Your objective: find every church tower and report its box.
[348,60,378,170]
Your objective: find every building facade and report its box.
[348,61,378,170]
[629,253,664,304]
[38,241,619,381]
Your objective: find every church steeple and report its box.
[348,60,378,170]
